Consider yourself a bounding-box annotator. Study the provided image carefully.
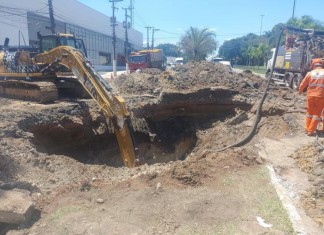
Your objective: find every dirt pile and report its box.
[114,61,263,93]
[110,61,265,108]
[290,143,324,224]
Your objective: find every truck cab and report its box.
[129,52,150,71]
[129,49,166,72]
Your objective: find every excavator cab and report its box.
[38,32,87,57]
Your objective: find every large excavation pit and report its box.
[18,87,252,167]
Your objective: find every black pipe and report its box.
[209,26,286,152]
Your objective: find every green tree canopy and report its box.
[219,33,259,65]
[218,15,324,66]
[287,15,324,30]
[180,27,217,61]
[156,43,180,57]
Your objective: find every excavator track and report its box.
[0,80,58,103]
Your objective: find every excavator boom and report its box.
[33,46,137,167]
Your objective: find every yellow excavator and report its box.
[0,33,137,168]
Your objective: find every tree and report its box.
[219,33,258,65]
[156,43,180,57]
[180,27,217,61]
[287,15,324,30]
[266,16,324,48]
[218,15,324,66]
[218,38,241,62]
[256,43,269,66]
[265,23,285,48]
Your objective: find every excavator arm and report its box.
[33,46,137,167]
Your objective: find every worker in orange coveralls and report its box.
[299,58,324,136]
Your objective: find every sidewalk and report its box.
[100,70,127,80]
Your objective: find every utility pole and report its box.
[145,26,153,50]
[129,0,134,28]
[151,28,159,50]
[123,7,130,73]
[109,0,122,77]
[258,15,265,67]
[48,0,55,34]
[292,0,296,19]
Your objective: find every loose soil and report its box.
[0,61,323,234]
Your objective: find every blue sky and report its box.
[78,0,324,47]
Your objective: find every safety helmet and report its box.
[311,58,323,69]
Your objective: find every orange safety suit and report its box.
[299,66,324,135]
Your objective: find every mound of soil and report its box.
[114,61,263,93]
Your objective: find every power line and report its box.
[134,20,145,28]
[0,5,49,18]
[0,3,97,33]
[134,8,148,27]
[0,4,48,15]
[159,29,182,36]
[0,19,28,29]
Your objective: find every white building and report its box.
[0,0,143,70]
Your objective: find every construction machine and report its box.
[0,33,89,102]
[0,33,137,167]
[266,26,324,89]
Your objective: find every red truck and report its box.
[129,49,166,72]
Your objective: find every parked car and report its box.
[218,60,233,71]
[210,57,232,71]
[211,57,224,63]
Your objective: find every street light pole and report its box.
[123,7,130,73]
[292,0,296,19]
[260,14,264,37]
[151,28,159,50]
[145,26,153,50]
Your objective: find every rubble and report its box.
[0,189,34,224]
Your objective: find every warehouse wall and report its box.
[0,0,143,69]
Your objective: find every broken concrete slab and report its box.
[0,189,34,224]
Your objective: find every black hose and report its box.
[207,27,285,153]
[316,113,324,150]
[316,134,324,150]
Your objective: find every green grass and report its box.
[238,166,295,234]
[216,166,295,234]
[177,166,295,235]
[234,65,267,75]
